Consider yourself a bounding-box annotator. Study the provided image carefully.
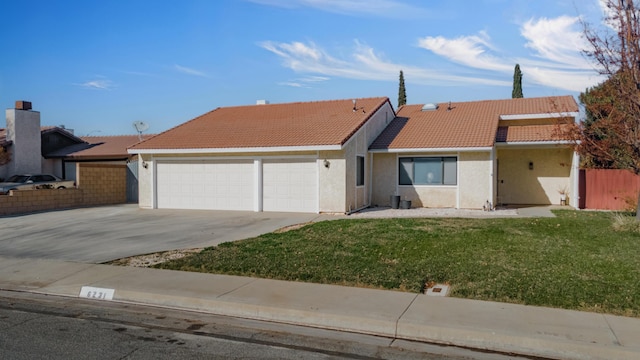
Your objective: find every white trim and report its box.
[151,156,157,209]
[456,152,461,209]
[370,147,492,153]
[495,141,573,147]
[149,154,318,162]
[499,112,579,120]
[572,151,580,208]
[129,145,342,155]
[489,147,496,206]
[254,159,263,212]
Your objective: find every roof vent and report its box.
[421,103,438,111]
[256,100,269,105]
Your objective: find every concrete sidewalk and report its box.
[0,255,638,360]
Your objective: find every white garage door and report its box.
[156,160,254,211]
[263,159,318,213]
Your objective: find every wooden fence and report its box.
[579,169,640,210]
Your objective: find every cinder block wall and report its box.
[0,189,84,215]
[76,163,126,206]
[0,163,127,216]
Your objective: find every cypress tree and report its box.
[512,64,523,98]
[398,70,407,107]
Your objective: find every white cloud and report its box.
[414,15,605,92]
[260,40,510,87]
[279,75,330,88]
[417,32,512,72]
[174,64,209,77]
[75,78,114,90]
[247,0,429,18]
[521,16,591,68]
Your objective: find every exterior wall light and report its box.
[529,161,534,170]
[324,159,330,168]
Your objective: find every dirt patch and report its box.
[106,248,204,267]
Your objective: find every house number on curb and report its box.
[79,286,115,300]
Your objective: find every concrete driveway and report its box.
[0,205,331,263]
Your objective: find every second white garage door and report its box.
[263,159,318,213]
[156,160,254,211]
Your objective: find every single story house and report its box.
[129,95,580,213]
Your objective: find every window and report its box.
[356,156,365,186]
[399,157,457,185]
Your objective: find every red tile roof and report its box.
[370,96,578,150]
[130,97,391,150]
[44,134,152,159]
[73,135,152,158]
[496,124,572,143]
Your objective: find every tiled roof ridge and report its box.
[406,94,576,107]
[338,97,393,146]
[82,134,152,138]
[216,96,389,111]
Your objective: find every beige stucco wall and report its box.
[458,151,492,209]
[400,186,457,208]
[371,153,397,206]
[497,147,572,205]
[318,149,346,213]
[138,153,154,208]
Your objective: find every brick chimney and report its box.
[6,100,41,175]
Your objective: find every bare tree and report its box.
[0,147,9,166]
[578,0,640,217]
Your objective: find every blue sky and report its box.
[0,0,608,136]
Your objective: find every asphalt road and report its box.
[0,205,327,263]
[0,291,524,360]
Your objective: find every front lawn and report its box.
[155,211,640,317]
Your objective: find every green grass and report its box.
[155,211,640,317]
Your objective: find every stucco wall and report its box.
[318,150,346,213]
[344,101,394,211]
[138,154,154,208]
[371,153,397,206]
[458,151,492,209]
[6,109,41,175]
[497,147,572,205]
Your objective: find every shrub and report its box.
[612,212,640,233]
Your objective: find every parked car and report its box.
[0,174,75,195]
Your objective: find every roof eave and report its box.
[499,112,579,121]
[495,140,573,147]
[369,146,494,153]
[128,144,344,155]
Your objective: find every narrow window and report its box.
[356,156,365,186]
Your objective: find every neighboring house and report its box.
[47,135,152,203]
[129,95,580,213]
[2,101,150,202]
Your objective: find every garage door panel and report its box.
[263,159,317,213]
[157,161,253,211]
